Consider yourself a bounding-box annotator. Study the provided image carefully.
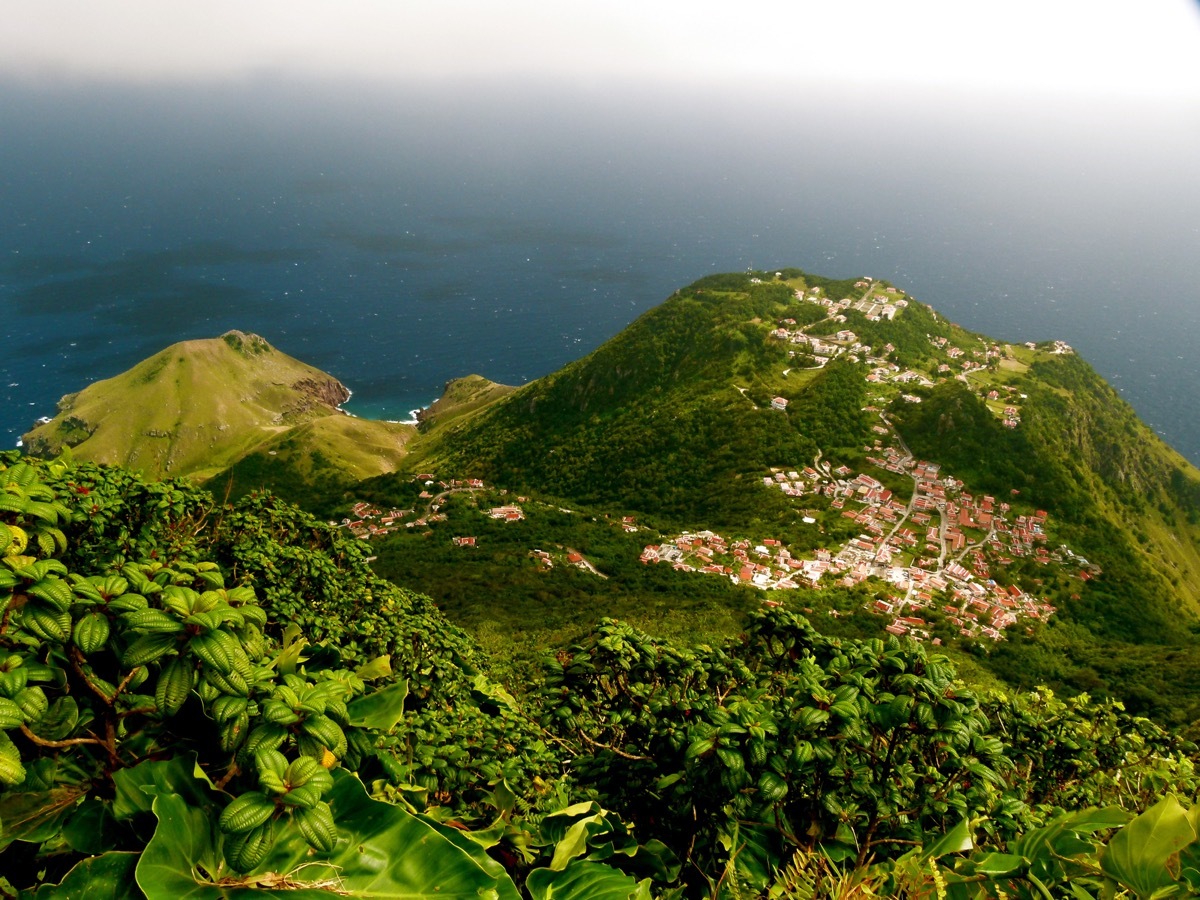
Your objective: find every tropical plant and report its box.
[0,455,662,898]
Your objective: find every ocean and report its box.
[3,78,1199,463]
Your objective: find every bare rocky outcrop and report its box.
[281,377,352,422]
[292,376,351,409]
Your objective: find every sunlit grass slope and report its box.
[22,331,361,480]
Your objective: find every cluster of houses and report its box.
[767,281,1054,439]
[646,426,1098,644]
[926,334,1005,384]
[985,390,1023,428]
[639,531,810,590]
[336,501,417,539]
[488,505,525,522]
[764,283,909,371]
[771,283,1068,438]
[1024,339,1075,355]
[803,280,909,322]
[338,474,495,541]
[450,504,525,547]
[866,364,935,389]
[769,322,860,368]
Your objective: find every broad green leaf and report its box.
[924,818,973,860]
[970,852,1026,876]
[1100,795,1197,897]
[488,780,519,817]
[1013,805,1130,881]
[27,577,74,611]
[346,679,408,731]
[253,769,518,898]
[355,654,393,681]
[469,673,518,711]
[112,754,220,821]
[419,815,523,900]
[274,627,308,676]
[537,803,605,841]
[684,737,714,760]
[62,795,122,854]
[527,861,651,900]
[134,793,230,898]
[137,793,330,899]
[281,622,304,648]
[587,837,680,884]
[31,850,140,899]
[550,814,605,871]
[1060,807,1134,834]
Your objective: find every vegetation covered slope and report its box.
[891,360,1200,721]
[21,330,413,484]
[397,273,875,530]
[4,453,1200,899]
[400,272,1200,603]
[21,268,1200,720]
[373,269,1200,724]
[210,413,418,515]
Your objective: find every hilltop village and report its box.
[766,278,1073,430]
[339,277,1094,646]
[637,277,1092,642]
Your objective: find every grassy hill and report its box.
[210,413,419,514]
[21,330,411,484]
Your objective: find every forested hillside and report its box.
[5,452,1200,898]
[396,275,874,528]
[364,270,1200,725]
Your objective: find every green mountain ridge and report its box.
[362,269,1200,721]
[398,271,1200,619]
[21,269,1200,721]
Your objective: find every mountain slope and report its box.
[21,330,388,481]
[891,355,1200,634]
[400,273,878,529]
[24,272,1200,722]
[376,269,1200,719]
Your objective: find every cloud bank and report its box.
[5,0,1199,99]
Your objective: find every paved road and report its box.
[424,486,482,517]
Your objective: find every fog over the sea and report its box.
[3,3,1200,459]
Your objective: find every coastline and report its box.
[341,395,432,427]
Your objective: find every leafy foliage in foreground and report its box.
[540,615,1199,895]
[4,452,1200,898]
[0,454,615,897]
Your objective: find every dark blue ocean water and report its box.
[3,79,1199,462]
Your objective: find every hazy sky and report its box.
[5,1,1200,99]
